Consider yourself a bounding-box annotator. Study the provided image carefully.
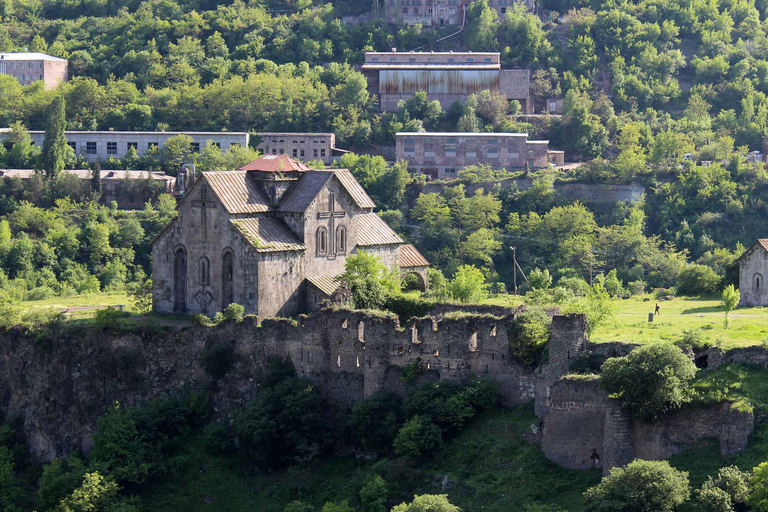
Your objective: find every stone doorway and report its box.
[222,251,234,309]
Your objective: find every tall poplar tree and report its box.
[41,96,67,181]
[91,158,102,199]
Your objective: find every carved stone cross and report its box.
[192,185,217,241]
[194,289,214,316]
[317,193,345,257]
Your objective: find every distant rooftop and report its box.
[0,52,67,61]
[238,154,312,173]
[396,132,529,137]
[365,51,500,57]
[23,130,249,135]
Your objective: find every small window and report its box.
[404,137,416,144]
[445,137,457,145]
[313,148,318,157]
[293,148,298,157]
[445,147,456,156]
[213,142,220,149]
[466,151,477,159]
[148,142,158,149]
[300,149,305,157]
[199,257,210,285]
[191,142,200,153]
[316,227,328,256]
[320,149,326,157]
[487,139,497,145]
[404,146,415,155]
[86,141,97,154]
[337,225,347,254]
[68,142,76,151]
[107,141,117,155]
[127,142,138,150]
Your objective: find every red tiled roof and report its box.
[238,154,311,172]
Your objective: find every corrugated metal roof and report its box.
[399,244,430,267]
[379,69,500,95]
[204,171,270,214]
[0,52,66,61]
[760,239,768,252]
[230,217,304,253]
[362,64,499,70]
[356,213,404,246]
[238,154,311,172]
[333,169,376,210]
[306,275,341,296]
[277,171,333,212]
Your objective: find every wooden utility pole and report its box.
[511,246,518,295]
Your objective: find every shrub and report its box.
[222,303,245,323]
[749,461,768,511]
[383,294,436,322]
[26,285,55,301]
[528,268,553,290]
[603,270,624,296]
[93,307,124,332]
[696,487,732,512]
[676,264,721,296]
[508,308,552,366]
[348,391,403,453]
[128,278,153,315]
[37,456,87,511]
[391,494,460,512]
[285,501,315,512]
[322,501,355,512]
[393,415,442,457]
[675,328,710,352]
[360,475,388,512]
[559,277,590,296]
[584,459,690,512]
[447,265,488,303]
[235,373,327,469]
[697,465,750,512]
[192,313,210,326]
[89,403,150,484]
[403,379,498,434]
[627,280,646,296]
[601,344,698,421]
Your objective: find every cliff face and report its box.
[2,309,570,460]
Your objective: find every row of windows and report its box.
[70,141,231,155]
[268,139,328,144]
[269,147,326,157]
[0,61,43,69]
[404,147,535,159]
[316,225,347,256]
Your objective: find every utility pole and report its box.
[511,246,518,295]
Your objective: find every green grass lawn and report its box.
[20,292,133,319]
[591,295,768,348]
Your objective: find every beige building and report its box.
[739,240,768,306]
[0,53,68,89]
[151,154,429,317]
[362,51,531,113]
[396,132,563,179]
[252,133,342,165]
[22,130,249,163]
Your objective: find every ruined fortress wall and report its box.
[2,309,587,460]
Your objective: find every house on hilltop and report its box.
[151,154,429,317]
[739,239,768,306]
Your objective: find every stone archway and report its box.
[222,250,234,309]
[402,271,427,292]
[173,246,187,313]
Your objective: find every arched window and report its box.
[316,227,327,256]
[755,273,764,291]
[336,225,347,254]
[199,257,210,284]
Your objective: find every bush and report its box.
[348,391,403,453]
[222,303,244,323]
[393,415,442,457]
[235,372,327,469]
[93,307,124,332]
[403,379,498,434]
[36,456,88,512]
[676,264,722,296]
[383,294,436,322]
[675,328,710,352]
[26,285,55,301]
[696,487,732,512]
[391,494,460,512]
[627,280,646,296]
[360,475,388,512]
[89,403,150,484]
[584,459,690,512]
[601,344,698,421]
[558,276,590,296]
[508,308,552,366]
[697,465,750,512]
[201,340,235,380]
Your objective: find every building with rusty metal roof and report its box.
[362,51,531,113]
[151,154,428,318]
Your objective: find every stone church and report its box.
[151,155,429,317]
[739,239,768,306]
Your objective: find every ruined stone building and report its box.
[0,52,68,88]
[151,154,429,317]
[252,133,347,165]
[739,239,768,306]
[362,51,531,113]
[396,132,564,179]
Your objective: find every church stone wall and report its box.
[256,252,304,317]
[152,182,259,316]
[739,245,768,306]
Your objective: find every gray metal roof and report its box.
[333,169,376,210]
[0,52,66,61]
[230,218,305,253]
[277,171,334,212]
[306,275,342,296]
[399,244,430,268]
[204,171,270,214]
[356,213,404,246]
[362,64,499,71]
